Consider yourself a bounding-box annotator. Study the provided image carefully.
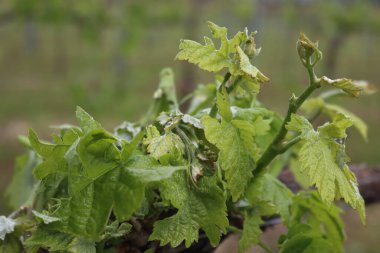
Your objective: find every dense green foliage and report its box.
[1,22,373,253]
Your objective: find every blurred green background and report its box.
[0,0,379,252]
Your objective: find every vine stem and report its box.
[8,206,28,219]
[227,225,242,233]
[277,135,302,154]
[255,60,320,174]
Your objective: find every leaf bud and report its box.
[297,33,322,66]
[244,31,259,59]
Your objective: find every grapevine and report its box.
[1,21,374,253]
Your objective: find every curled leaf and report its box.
[320,76,363,97]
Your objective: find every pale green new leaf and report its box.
[176,21,268,99]
[201,115,255,200]
[236,46,269,83]
[150,171,228,248]
[216,86,232,121]
[176,38,231,72]
[239,213,263,253]
[285,114,313,134]
[238,76,261,96]
[302,98,368,140]
[231,46,269,96]
[231,119,262,161]
[176,21,246,73]
[320,76,363,97]
[144,127,185,164]
[153,68,178,109]
[286,114,365,223]
[150,209,199,248]
[233,107,282,159]
[32,210,60,224]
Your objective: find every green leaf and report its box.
[231,119,262,161]
[76,129,120,186]
[124,155,186,182]
[216,86,232,121]
[68,237,96,253]
[29,129,71,180]
[44,128,181,237]
[0,234,22,253]
[25,228,74,251]
[55,156,175,237]
[201,115,255,200]
[52,170,134,237]
[280,225,333,253]
[286,114,366,223]
[246,174,293,222]
[76,106,102,133]
[153,68,178,110]
[288,192,345,253]
[145,68,179,123]
[6,150,40,209]
[239,213,263,253]
[320,76,363,97]
[150,171,228,248]
[29,129,67,159]
[233,107,282,155]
